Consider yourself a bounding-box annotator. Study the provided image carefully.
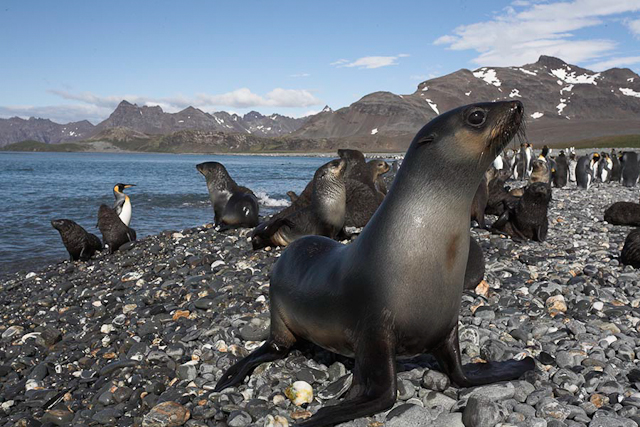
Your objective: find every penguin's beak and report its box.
[124,184,136,188]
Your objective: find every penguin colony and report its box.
[51,143,640,269]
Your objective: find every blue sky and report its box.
[1,0,640,123]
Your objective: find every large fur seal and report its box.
[51,219,103,261]
[604,200,640,226]
[621,151,640,187]
[250,159,347,249]
[621,229,640,268]
[491,182,551,242]
[97,205,137,253]
[196,162,260,229]
[214,101,534,427]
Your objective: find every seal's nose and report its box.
[511,100,524,116]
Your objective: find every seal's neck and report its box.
[356,150,480,254]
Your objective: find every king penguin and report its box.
[113,183,135,226]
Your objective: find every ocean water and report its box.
[0,152,331,277]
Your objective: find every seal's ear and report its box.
[417,133,436,145]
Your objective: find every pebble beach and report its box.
[1,172,640,427]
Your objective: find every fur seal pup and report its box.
[621,229,640,268]
[485,169,519,216]
[215,101,534,427]
[112,183,135,226]
[369,159,391,195]
[604,201,640,226]
[530,159,550,184]
[250,159,347,249]
[621,151,640,187]
[51,219,103,261]
[552,151,569,188]
[97,205,137,253]
[491,182,551,242]
[576,155,594,189]
[286,190,299,203]
[343,160,390,228]
[196,162,260,229]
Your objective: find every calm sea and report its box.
[0,152,332,277]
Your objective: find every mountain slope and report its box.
[293,55,640,147]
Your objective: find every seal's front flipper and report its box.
[434,324,534,388]
[214,339,290,392]
[297,336,397,427]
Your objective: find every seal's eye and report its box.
[468,110,486,126]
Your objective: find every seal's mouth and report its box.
[489,101,525,152]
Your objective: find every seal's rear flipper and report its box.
[214,339,290,392]
[434,324,535,388]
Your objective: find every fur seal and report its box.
[604,201,640,226]
[621,229,640,268]
[214,101,534,427]
[286,190,299,203]
[552,151,569,188]
[196,162,260,229]
[621,151,640,187]
[575,155,594,189]
[250,159,347,249]
[51,219,103,261]
[530,159,550,184]
[97,205,137,253]
[485,169,520,216]
[369,159,391,195]
[491,182,551,242]
[343,160,390,228]
[112,183,135,226]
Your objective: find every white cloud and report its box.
[435,0,640,66]
[588,55,640,70]
[0,104,112,124]
[0,87,323,123]
[331,54,410,69]
[627,18,640,37]
[290,73,311,77]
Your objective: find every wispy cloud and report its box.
[627,18,640,37]
[331,54,410,69]
[435,0,640,66]
[50,88,321,110]
[0,88,323,123]
[0,104,112,124]
[290,73,311,78]
[588,55,640,70]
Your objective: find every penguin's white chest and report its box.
[119,197,132,226]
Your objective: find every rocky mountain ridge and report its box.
[2,56,639,150]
